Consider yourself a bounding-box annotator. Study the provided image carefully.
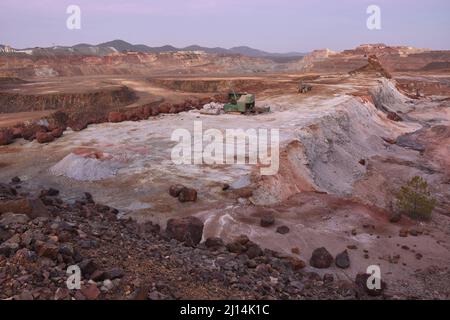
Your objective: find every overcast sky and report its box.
[1,0,449,52]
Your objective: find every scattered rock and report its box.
[323,274,334,283]
[246,243,263,259]
[0,235,21,257]
[0,198,49,218]
[51,128,64,139]
[166,216,204,246]
[0,212,30,226]
[148,290,168,300]
[0,226,12,242]
[130,285,149,300]
[101,279,114,292]
[54,288,70,300]
[17,290,34,300]
[399,228,408,237]
[0,183,17,199]
[0,129,13,146]
[260,214,275,228]
[204,237,224,250]
[36,132,55,144]
[169,184,185,198]
[80,283,101,300]
[276,225,290,234]
[287,257,306,270]
[226,241,246,254]
[310,247,334,269]
[355,273,386,297]
[40,188,59,197]
[335,250,350,269]
[104,268,125,280]
[78,259,98,278]
[178,187,198,202]
[11,176,21,184]
[235,235,249,245]
[409,228,422,236]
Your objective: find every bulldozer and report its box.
[223,91,256,114]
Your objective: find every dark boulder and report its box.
[310,247,334,269]
[0,129,13,145]
[178,188,198,202]
[169,184,185,198]
[260,214,275,227]
[335,250,350,269]
[276,225,290,234]
[205,237,224,250]
[355,273,386,297]
[36,132,55,144]
[166,216,204,246]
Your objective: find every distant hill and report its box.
[2,40,306,58]
[93,40,307,58]
[37,40,306,58]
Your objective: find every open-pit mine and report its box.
[0,43,449,300]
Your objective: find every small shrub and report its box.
[395,176,436,221]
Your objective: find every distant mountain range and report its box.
[96,40,307,57]
[1,40,307,58]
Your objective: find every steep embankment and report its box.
[0,52,280,78]
[148,78,288,94]
[252,80,421,206]
[0,86,137,114]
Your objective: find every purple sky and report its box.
[1,0,449,52]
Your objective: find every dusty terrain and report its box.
[1,44,449,300]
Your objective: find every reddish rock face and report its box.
[36,132,55,144]
[50,128,64,138]
[150,105,160,116]
[199,97,212,106]
[12,127,23,139]
[0,129,13,145]
[166,216,204,246]
[158,103,172,114]
[22,125,47,141]
[108,111,125,123]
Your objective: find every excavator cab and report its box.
[224,92,255,113]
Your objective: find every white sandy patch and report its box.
[50,153,122,181]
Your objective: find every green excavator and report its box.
[223,90,256,114]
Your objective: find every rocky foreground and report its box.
[0,178,386,300]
